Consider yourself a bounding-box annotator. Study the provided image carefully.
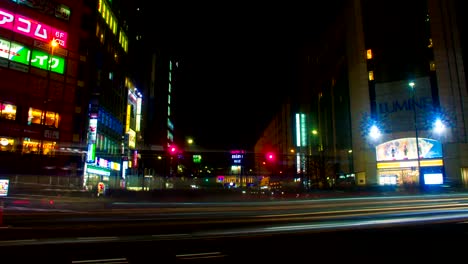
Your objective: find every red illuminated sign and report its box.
[0,7,68,48]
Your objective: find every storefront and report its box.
[376,138,444,186]
[83,157,120,192]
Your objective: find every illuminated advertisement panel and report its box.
[0,38,10,59]
[126,104,131,132]
[136,97,142,132]
[86,143,96,163]
[0,38,31,64]
[127,129,136,149]
[30,49,65,73]
[0,7,68,47]
[0,179,9,196]
[88,118,98,144]
[376,138,442,162]
[10,42,31,64]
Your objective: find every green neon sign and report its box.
[30,49,65,74]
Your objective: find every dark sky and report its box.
[144,2,343,151]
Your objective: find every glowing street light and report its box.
[409,81,422,186]
[433,118,446,134]
[369,124,381,140]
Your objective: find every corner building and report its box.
[0,0,140,191]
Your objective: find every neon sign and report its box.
[30,49,65,73]
[0,37,65,73]
[0,7,68,48]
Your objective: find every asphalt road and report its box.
[2,192,468,263]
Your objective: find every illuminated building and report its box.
[0,0,141,191]
[257,0,468,189]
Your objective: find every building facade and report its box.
[347,0,468,187]
[0,0,143,192]
[257,0,468,189]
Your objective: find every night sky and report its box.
[145,2,343,151]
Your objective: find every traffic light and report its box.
[168,145,177,155]
[266,152,275,161]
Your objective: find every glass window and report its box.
[366,49,373,59]
[42,141,56,156]
[0,102,17,120]
[45,111,60,128]
[0,137,15,152]
[28,108,59,128]
[368,71,374,81]
[28,107,42,125]
[22,138,40,154]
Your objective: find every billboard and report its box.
[376,138,442,162]
[30,49,65,74]
[0,179,9,197]
[0,37,64,73]
[0,7,68,48]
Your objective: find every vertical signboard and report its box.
[0,179,9,197]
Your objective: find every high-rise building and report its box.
[127,1,187,189]
[346,0,467,187]
[258,0,468,189]
[0,0,143,192]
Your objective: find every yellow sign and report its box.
[125,104,131,132]
[127,129,136,149]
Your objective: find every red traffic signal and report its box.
[168,145,178,154]
[266,152,275,161]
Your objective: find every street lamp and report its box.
[40,39,59,156]
[409,81,422,186]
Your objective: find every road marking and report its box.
[176,252,225,259]
[0,239,37,246]
[151,233,190,239]
[77,236,118,241]
[72,258,128,263]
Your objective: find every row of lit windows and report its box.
[96,133,119,155]
[0,102,60,128]
[97,0,128,53]
[0,137,56,155]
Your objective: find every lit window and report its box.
[366,49,373,59]
[368,71,374,81]
[0,137,15,152]
[22,138,41,154]
[0,102,17,120]
[45,111,60,128]
[28,107,60,128]
[428,38,433,48]
[28,107,43,125]
[430,61,436,71]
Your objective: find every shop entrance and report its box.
[378,168,419,186]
